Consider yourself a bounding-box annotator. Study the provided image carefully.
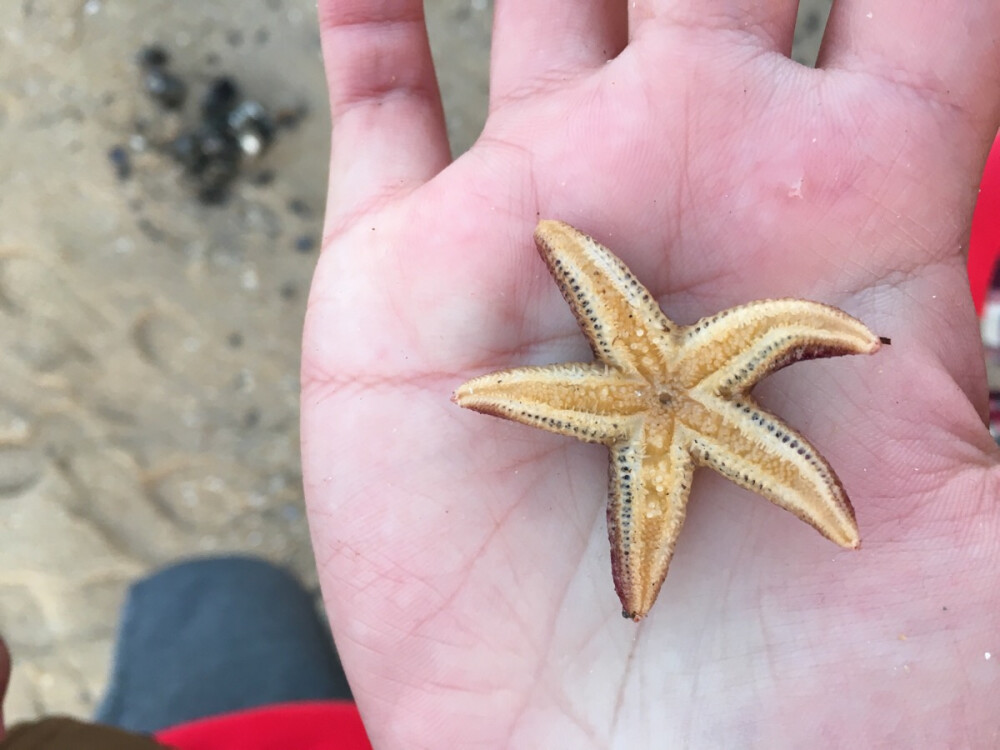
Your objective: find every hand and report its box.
[302,2,1000,746]
[0,637,10,741]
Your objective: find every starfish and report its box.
[454,221,882,621]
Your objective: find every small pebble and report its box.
[137,44,169,69]
[287,198,310,217]
[198,126,241,163]
[228,100,275,158]
[201,76,240,125]
[143,67,187,109]
[196,147,240,204]
[197,179,233,206]
[167,132,204,172]
[294,235,316,253]
[251,169,275,186]
[107,145,131,180]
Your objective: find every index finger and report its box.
[0,637,9,741]
[318,0,451,231]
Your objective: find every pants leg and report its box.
[95,556,351,733]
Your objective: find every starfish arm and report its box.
[684,396,859,548]
[454,363,649,444]
[608,418,695,621]
[677,299,882,395]
[534,220,678,378]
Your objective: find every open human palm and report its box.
[302,1,1000,746]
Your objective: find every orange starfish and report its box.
[455,221,882,620]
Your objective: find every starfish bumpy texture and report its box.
[454,221,882,620]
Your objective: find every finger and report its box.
[819,2,1000,137]
[0,637,9,741]
[629,0,802,54]
[490,0,627,105]
[318,1,451,226]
